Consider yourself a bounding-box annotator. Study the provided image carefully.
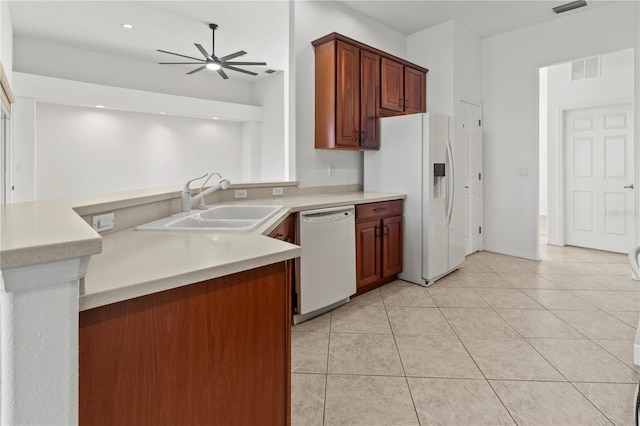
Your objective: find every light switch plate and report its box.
[92,212,114,232]
[234,189,248,199]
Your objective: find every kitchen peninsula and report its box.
[0,183,404,424]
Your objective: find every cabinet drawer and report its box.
[356,200,403,222]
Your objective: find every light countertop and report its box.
[1,190,404,311]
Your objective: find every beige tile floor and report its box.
[291,244,640,425]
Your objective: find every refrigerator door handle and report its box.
[446,134,455,226]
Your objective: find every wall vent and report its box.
[571,57,600,81]
[553,0,587,14]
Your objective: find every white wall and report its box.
[34,103,243,200]
[14,37,253,105]
[1,1,12,85]
[407,22,453,116]
[294,0,406,188]
[10,96,35,202]
[252,72,286,181]
[452,22,482,104]
[482,1,639,259]
[539,68,548,217]
[545,48,634,244]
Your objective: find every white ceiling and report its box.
[8,1,290,79]
[335,0,616,38]
[9,0,616,78]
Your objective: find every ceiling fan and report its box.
[157,23,267,79]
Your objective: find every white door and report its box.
[564,103,634,253]
[460,100,483,255]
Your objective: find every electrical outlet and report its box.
[234,189,248,199]
[92,212,114,232]
[272,187,284,196]
[328,164,336,176]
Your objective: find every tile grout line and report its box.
[379,285,421,424]
[321,310,332,426]
[429,276,520,426]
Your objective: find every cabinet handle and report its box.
[375,225,380,238]
[373,207,388,213]
[405,99,409,108]
[361,130,366,140]
[353,129,359,141]
[400,97,404,106]
[383,225,389,236]
[274,233,286,240]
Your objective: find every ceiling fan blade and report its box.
[217,68,229,80]
[224,61,267,66]
[222,64,258,76]
[159,62,205,65]
[219,50,247,62]
[187,65,207,75]
[156,49,203,61]
[194,43,212,60]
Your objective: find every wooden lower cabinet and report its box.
[355,200,404,294]
[79,262,291,426]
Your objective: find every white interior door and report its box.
[564,103,634,253]
[460,100,483,255]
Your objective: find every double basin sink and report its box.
[136,205,283,233]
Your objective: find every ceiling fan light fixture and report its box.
[157,23,266,80]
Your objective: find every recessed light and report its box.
[159,112,167,115]
[211,116,219,120]
[121,23,134,30]
[95,105,106,109]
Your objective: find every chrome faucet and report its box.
[181,172,231,212]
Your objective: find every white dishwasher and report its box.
[294,205,356,324]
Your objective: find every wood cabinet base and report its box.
[354,274,399,297]
[80,262,291,425]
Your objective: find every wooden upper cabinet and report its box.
[313,33,427,151]
[381,58,404,112]
[381,58,426,115]
[360,49,381,149]
[336,41,360,148]
[404,67,426,113]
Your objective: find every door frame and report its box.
[457,96,484,255]
[554,97,635,249]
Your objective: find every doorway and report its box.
[539,49,635,254]
[459,98,483,255]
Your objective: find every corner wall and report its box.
[482,1,639,259]
[293,0,406,188]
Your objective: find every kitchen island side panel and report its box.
[79,262,290,425]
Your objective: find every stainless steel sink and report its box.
[136,205,283,232]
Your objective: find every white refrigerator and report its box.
[364,112,465,285]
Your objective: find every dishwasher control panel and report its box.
[301,209,353,223]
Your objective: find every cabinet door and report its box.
[382,216,403,278]
[356,220,381,288]
[336,41,360,148]
[381,58,404,112]
[360,50,380,149]
[404,67,426,113]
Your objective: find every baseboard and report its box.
[483,245,540,261]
